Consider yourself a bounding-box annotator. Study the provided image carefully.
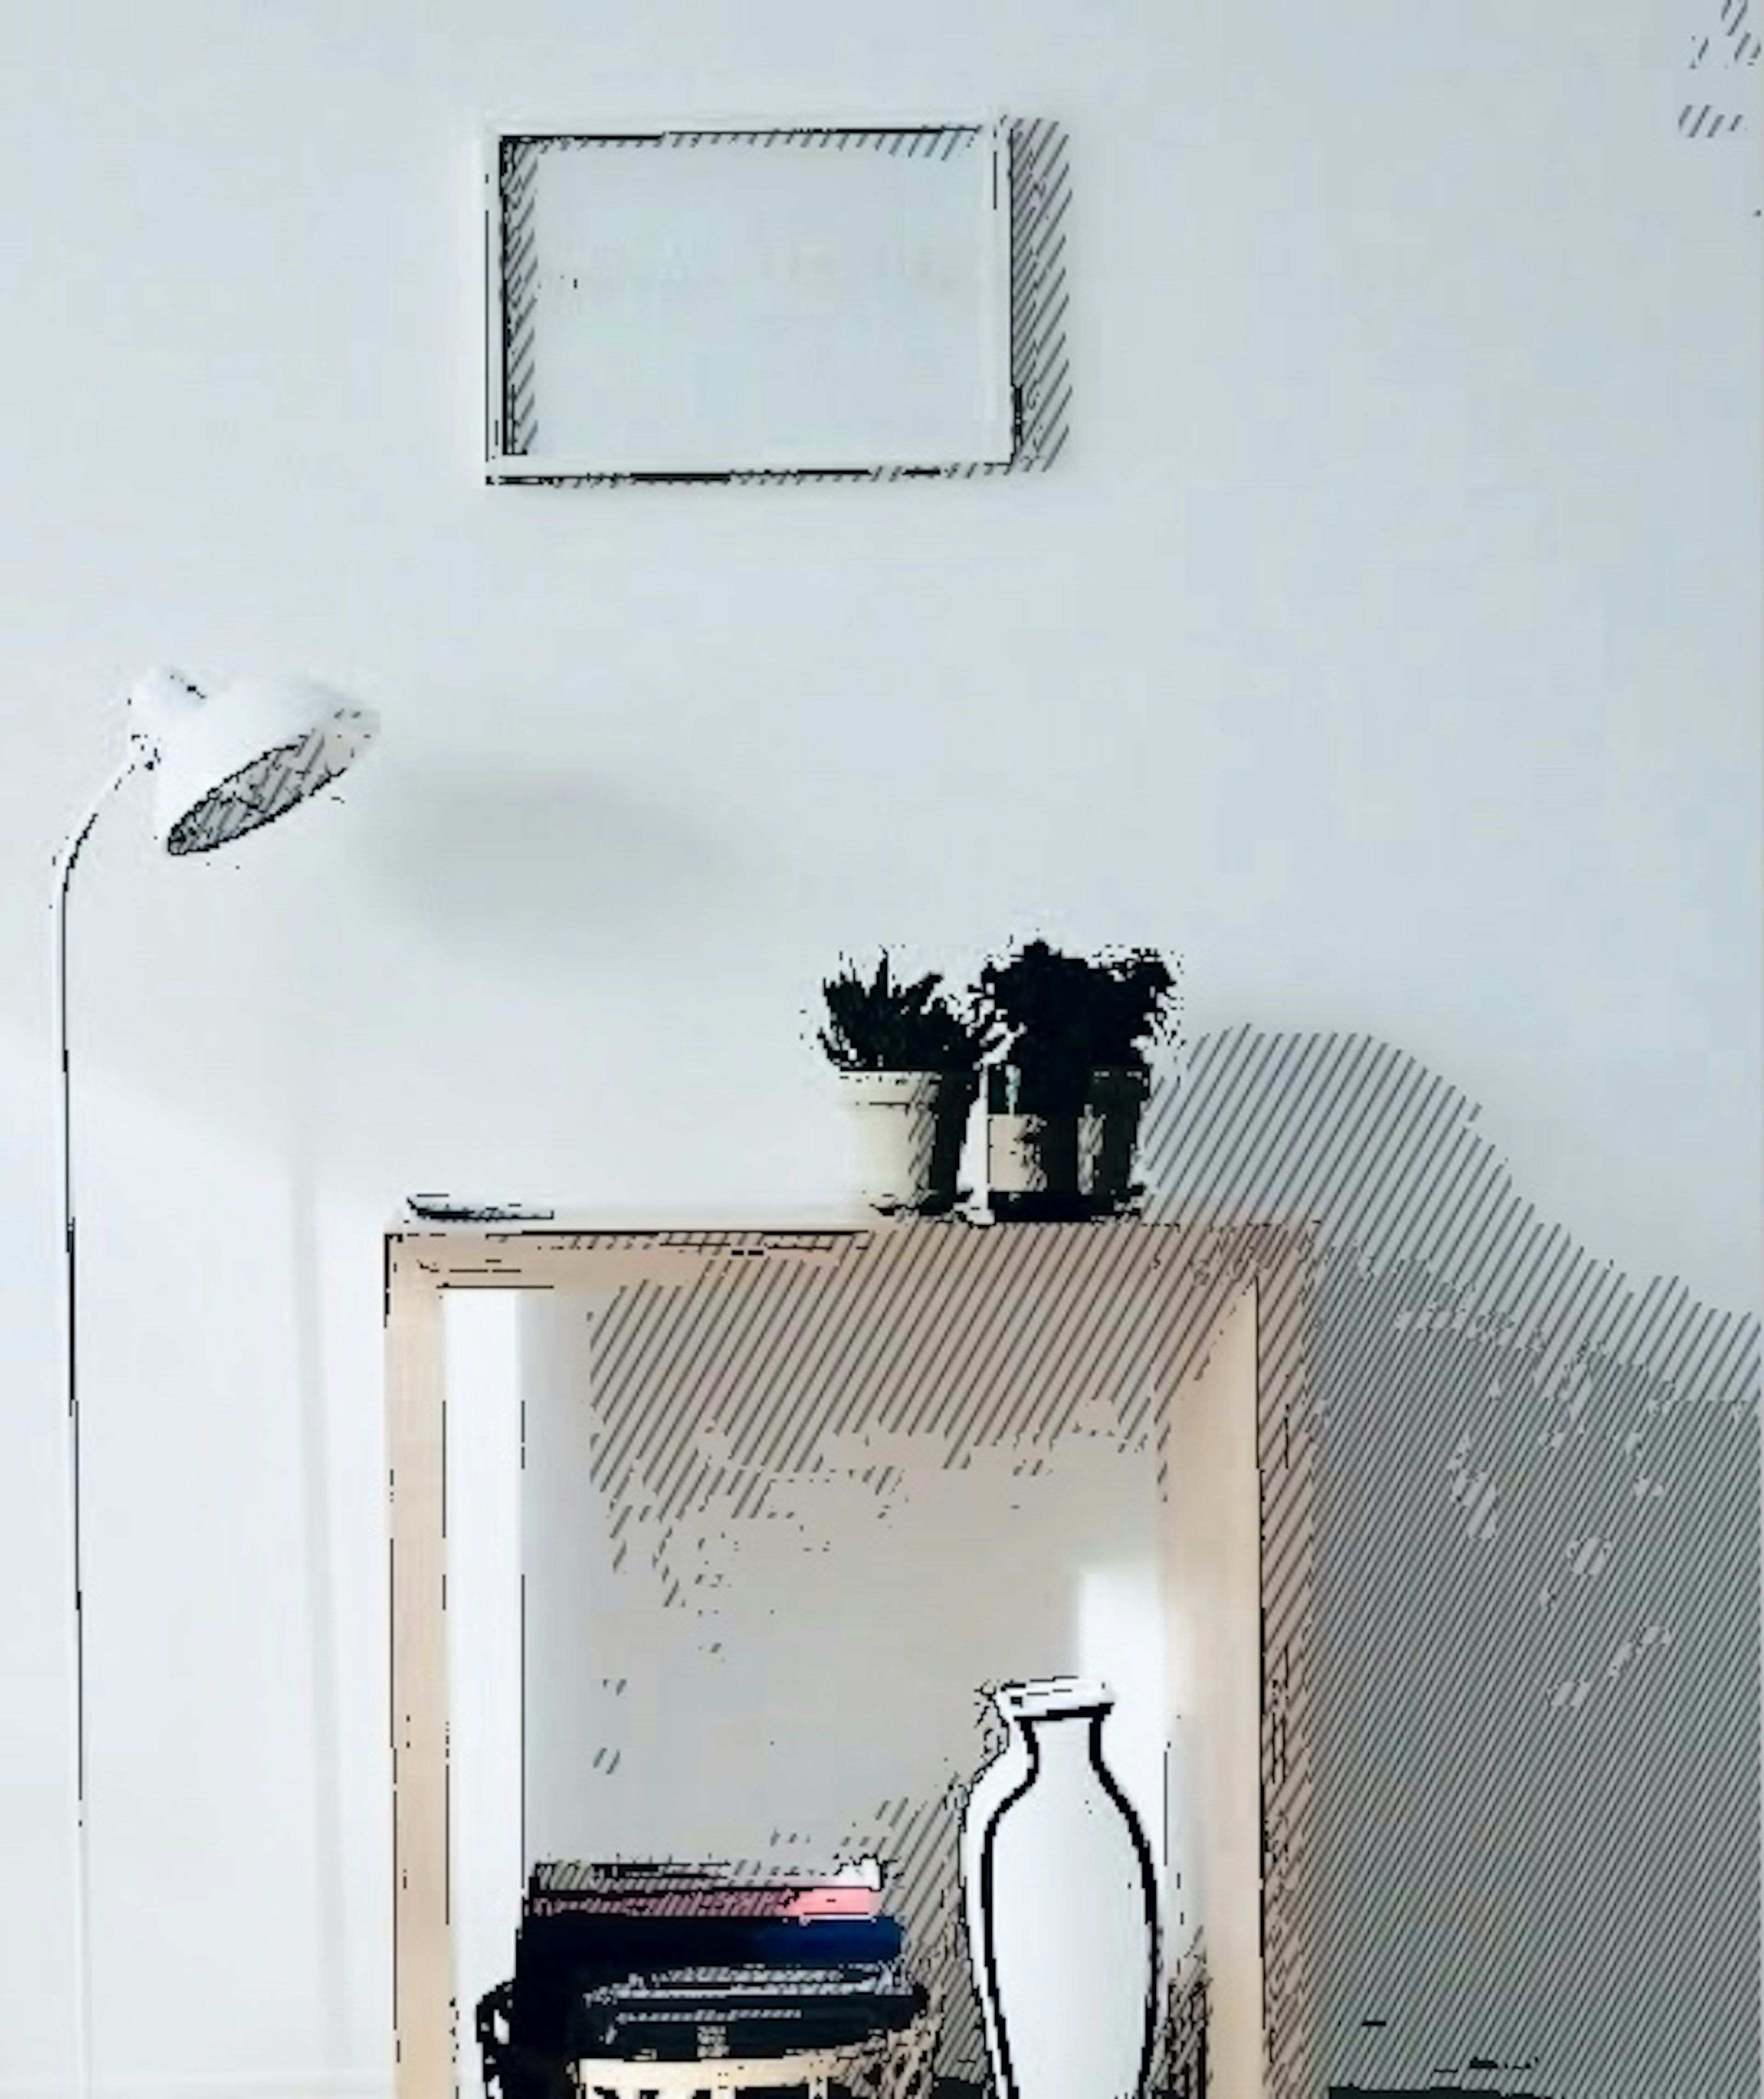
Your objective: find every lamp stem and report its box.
[51,753,140,2099]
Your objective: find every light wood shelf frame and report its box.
[384,1216,1320,2099]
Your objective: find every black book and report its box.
[570,1963,926,2063]
[510,1912,906,2060]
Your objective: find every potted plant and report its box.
[974,939,1177,1220]
[816,951,993,1216]
[1073,944,1178,1213]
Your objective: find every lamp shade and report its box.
[128,667,379,856]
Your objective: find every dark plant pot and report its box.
[987,1066,1152,1221]
[1080,1066,1152,1215]
[985,1064,1086,1222]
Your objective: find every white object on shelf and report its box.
[570,2003,939,2098]
[961,1679,1159,2099]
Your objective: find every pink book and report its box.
[527,1857,884,1921]
[527,1884,882,1920]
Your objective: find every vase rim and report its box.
[995,1675,1114,1720]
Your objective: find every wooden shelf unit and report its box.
[384,1215,1320,2099]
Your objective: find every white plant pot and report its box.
[961,1678,1160,2099]
[984,1065,1082,1220]
[986,1112,1070,1201]
[837,1068,977,1216]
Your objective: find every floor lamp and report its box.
[51,667,379,2099]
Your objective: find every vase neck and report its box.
[1017,1708,1104,1775]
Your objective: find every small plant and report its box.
[975,939,1177,1098]
[817,950,994,1074]
[1077,945,1179,1073]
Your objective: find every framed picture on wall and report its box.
[481,116,1069,485]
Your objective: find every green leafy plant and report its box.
[1079,945,1179,1072]
[975,939,1177,1101]
[817,950,994,1074]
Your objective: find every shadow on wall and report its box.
[1139,1028,1760,2099]
[351,754,760,969]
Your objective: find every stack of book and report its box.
[511,1855,925,2066]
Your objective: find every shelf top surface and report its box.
[391,1204,1141,1236]
[384,1208,1323,1295]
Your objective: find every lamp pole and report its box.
[51,751,139,2099]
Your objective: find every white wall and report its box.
[0,3,1755,2096]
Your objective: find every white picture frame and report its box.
[481,116,1053,485]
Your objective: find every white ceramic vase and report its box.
[961,1678,1160,2099]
